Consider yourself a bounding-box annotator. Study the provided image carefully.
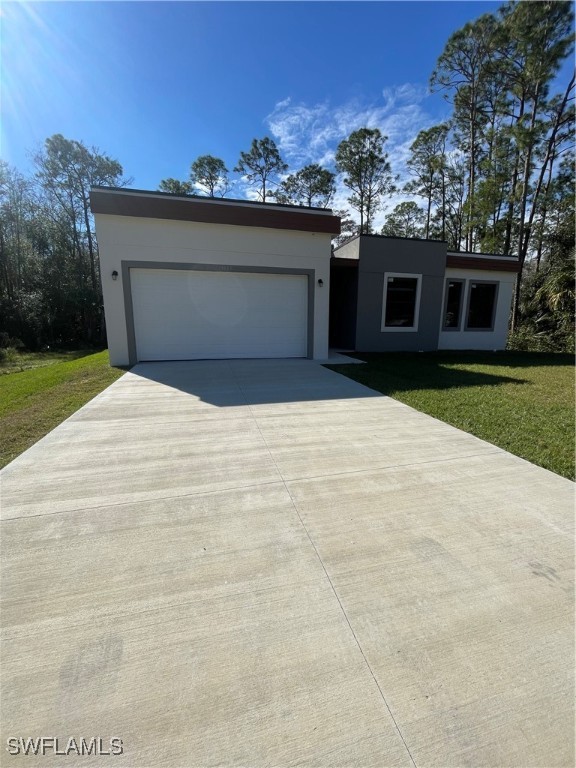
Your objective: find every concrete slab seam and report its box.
[231,367,418,768]
[0,479,287,523]
[279,448,504,484]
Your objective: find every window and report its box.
[443,279,464,330]
[381,273,422,332]
[466,282,498,330]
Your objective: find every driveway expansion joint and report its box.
[3,360,573,767]
[232,371,418,768]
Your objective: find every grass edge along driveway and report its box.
[1,349,573,480]
[327,351,574,481]
[0,351,125,469]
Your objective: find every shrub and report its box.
[0,347,19,364]
[507,323,575,354]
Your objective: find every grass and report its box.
[0,350,125,469]
[2,348,573,479]
[0,348,100,375]
[327,351,575,480]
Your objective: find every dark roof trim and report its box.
[90,187,341,235]
[358,233,447,244]
[333,233,447,252]
[447,254,520,272]
[92,185,335,212]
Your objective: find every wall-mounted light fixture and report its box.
[111,270,118,281]
[317,278,324,287]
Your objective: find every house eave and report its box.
[90,187,341,235]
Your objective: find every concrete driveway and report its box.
[1,359,574,767]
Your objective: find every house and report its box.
[90,187,340,366]
[330,235,520,352]
[91,188,519,365]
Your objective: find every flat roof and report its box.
[333,233,447,252]
[90,187,341,235]
[334,234,519,262]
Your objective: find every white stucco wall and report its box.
[95,213,332,365]
[438,267,515,350]
[333,238,360,259]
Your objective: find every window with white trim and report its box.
[381,273,422,332]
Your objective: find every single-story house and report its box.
[90,188,340,366]
[91,188,520,365]
[330,235,520,352]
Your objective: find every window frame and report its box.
[380,272,423,333]
[442,278,466,332]
[464,280,499,332]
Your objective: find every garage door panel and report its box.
[131,268,308,361]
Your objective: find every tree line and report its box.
[0,0,573,352]
[0,136,130,350]
[388,0,575,340]
[159,139,338,209]
[151,0,576,351]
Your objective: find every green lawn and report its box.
[2,349,573,480]
[327,351,575,480]
[0,350,125,469]
[0,348,95,375]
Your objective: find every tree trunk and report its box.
[466,89,478,252]
[81,188,98,296]
[535,154,555,272]
[441,170,446,242]
[425,175,432,239]
[504,97,525,256]
[511,74,573,330]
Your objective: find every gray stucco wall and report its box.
[354,236,446,352]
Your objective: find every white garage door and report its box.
[130,268,309,360]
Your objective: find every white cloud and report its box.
[381,82,428,112]
[274,96,292,110]
[266,83,442,230]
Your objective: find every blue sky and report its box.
[2,1,571,223]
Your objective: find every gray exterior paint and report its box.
[353,237,446,352]
[331,235,518,353]
[121,260,316,366]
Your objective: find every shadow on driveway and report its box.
[125,358,383,407]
